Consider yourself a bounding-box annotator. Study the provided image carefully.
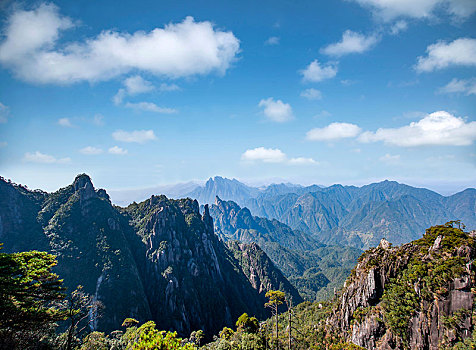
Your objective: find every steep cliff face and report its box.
[209,197,362,301]
[211,196,319,251]
[124,196,267,337]
[40,175,152,331]
[328,224,475,349]
[0,178,48,252]
[227,241,303,306]
[0,174,293,337]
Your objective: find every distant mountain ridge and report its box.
[188,177,476,249]
[209,196,362,301]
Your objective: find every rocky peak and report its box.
[73,173,93,191]
[202,204,213,230]
[73,173,97,201]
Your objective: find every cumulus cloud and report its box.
[351,0,476,21]
[241,147,317,165]
[79,146,103,155]
[0,102,10,123]
[112,129,157,143]
[242,147,286,163]
[390,20,408,35]
[58,117,73,127]
[358,111,476,146]
[415,38,476,72]
[300,60,337,82]
[321,30,380,56]
[438,77,476,95]
[24,151,71,164]
[0,4,240,84]
[306,122,362,141]
[300,88,322,100]
[124,102,178,114]
[108,146,128,155]
[265,36,280,45]
[124,75,154,94]
[258,98,294,122]
[114,75,156,105]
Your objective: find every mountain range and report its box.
[186,177,475,249]
[209,196,361,300]
[0,174,300,337]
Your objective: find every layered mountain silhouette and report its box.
[187,177,475,249]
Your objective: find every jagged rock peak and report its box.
[73,173,97,201]
[203,203,210,217]
[73,173,94,191]
[378,238,391,250]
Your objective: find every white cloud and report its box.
[242,147,286,163]
[300,60,337,82]
[438,78,476,95]
[258,98,294,122]
[306,122,362,141]
[113,89,126,105]
[358,111,476,146]
[0,102,9,123]
[0,4,240,84]
[24,151,71,164]
[124,101,177,114]
[159,83,181,92]
[300,88,322,100]
[112,129,157,143]
[415,38,476,72]
[288,157,318,165]
[448,0,476,18]
[265,36,280,45]
[108,146,128,155]
[241,147,317,165]
[114,75,155,104]
[58,117,73,127]
[390,20,408,35]
[124,75,154,94]
[379,153,401,163]
[79,146,103,155]
[321,30,379,56]
[351,0,476,21]
[114,76,179,106]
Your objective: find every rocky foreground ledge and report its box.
[327,223,475,349]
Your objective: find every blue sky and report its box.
[0,0,475,195]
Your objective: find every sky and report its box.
[0,0,475,195]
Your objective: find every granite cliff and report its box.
[0,174,299,338]
[327,223,475,349]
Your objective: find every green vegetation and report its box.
[381,224,473,345]
[0,244,66,348]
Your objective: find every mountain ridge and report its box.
[187,177,476,249]
[0,174,300,338]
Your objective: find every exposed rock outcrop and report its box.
[327,224,475,349]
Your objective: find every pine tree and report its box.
[0,244,66,349]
